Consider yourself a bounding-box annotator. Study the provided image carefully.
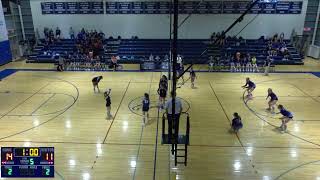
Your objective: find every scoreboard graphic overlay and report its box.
[1,147,54,178]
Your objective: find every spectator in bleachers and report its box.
[55,27,61,40]
[49,28,54,44]
[230,56,236,72]
[44,27,49,40]
[251,55,259,73]
[177,54,182,65]
[219,31,226,46]
[279,32,284,43]
[98,31,105,40]
[69,27,75,40]
[272,33,278,43]
[245,53,252,72]
[235,52,241,72]
[155,55,160,62]
[149,54,154,61]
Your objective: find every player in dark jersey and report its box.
[104,89,112,119]
[266,88,278,113]
[92,76,103,92]
[242,77,256,99]
[158,84,167,109]
[277,104,293,132]
[159,75,168,91]
[190,67,196,89]
[178,63,185,84]
[142,93,150,125]
[231,112,243,133]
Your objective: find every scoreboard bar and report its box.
[1,147,54,178]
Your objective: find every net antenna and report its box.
[175,0,261,87]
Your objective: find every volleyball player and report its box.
[266,88,278,113]
[178,63,185,84]
[92,76,103,92]
[231,112,243,133]
[104,89,112,119]
[242,77,256,99]
[159,75,168,91]
[158,84,167,109]
[190,67,196,89]
[142,93,150,125]
[277,104,293,132]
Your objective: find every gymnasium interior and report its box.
[0,0,320,179]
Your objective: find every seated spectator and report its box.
[279,32,284,43]
[164,54,169,61]
[43,27,49,40]
[272,33,278,43]
[149,54,154,61]
[98,31,105,40]
[155,55,160,61]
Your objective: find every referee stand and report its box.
[161,112,190,166]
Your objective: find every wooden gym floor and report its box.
[0,62,320,179]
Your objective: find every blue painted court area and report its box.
[0,69,17,80]
[311,72,320,78]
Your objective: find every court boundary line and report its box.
[152,73,162,180]
[30,93,56,115]
[290,83,320,104]
[132,72,154,180]
[132,126,145,180]
[1,140,320,149]
[102,81,131,144]
[242,78,320,148]
[0,82,50,120]
[274,159,320,180]
[0,75,79,141]
[209,81,258,174]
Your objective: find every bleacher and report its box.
[117,39,208,63]
[207,39,303,65]
[27,38,303,65]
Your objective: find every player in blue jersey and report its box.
[242,77,256,99]
[190,67,196,89]
[231,112,243,133]
[104,89,112,119]
[92,76,103,93]
[158,83,167,109]
[277,104,293,132]
[142,93,150,125]
[266,88,278,113]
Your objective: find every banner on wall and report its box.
[40,1,302,15]
[0,0,12,65]
[41,1,103,14]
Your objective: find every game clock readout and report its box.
[1,147,54,178]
